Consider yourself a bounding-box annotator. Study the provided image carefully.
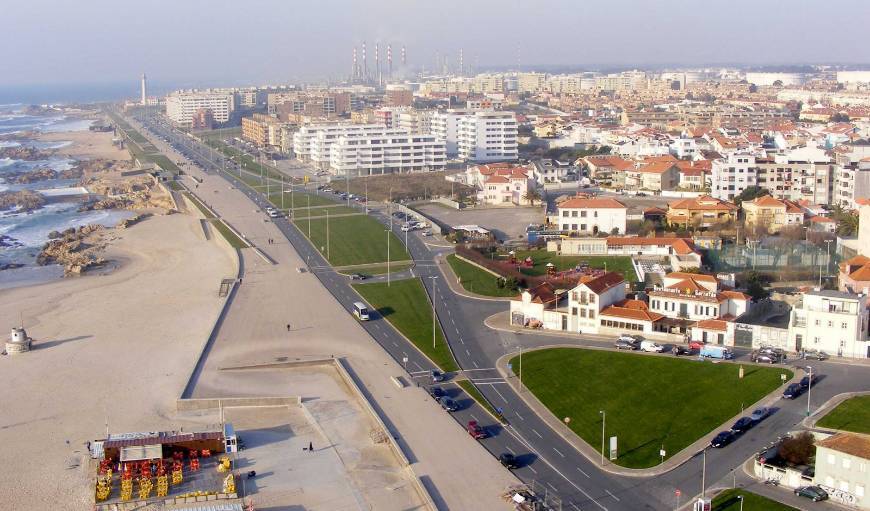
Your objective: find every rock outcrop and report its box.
[36,224,107,276]
[0,190,46,212]
[0,146,49,161]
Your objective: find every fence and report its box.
[706,239,840,275]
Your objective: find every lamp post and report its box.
[386,229,391,287]
[599,410,606,466]
[821,239,833,287]
[806,366,813,417]
[701,447,707,501]
[326,209,330,262]
[429,275,439,349]
[737,495,744,511]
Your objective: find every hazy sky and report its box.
[1,0,868,89]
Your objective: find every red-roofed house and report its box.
[666,196,738,228]
[742,196,805,234]
[568,272,627,333]
[557,196,628,235]
[475,165,534,206]
[839,255,870,294]
[675,160,712,191]
[808,215,837,233]
[510,283,566,330]
[648,271,752,323]
[625,159,680,192]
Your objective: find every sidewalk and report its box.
[492,342,802,478]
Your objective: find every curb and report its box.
[801,390,870,430]
[438,256,515,303]
[494,344,800,478]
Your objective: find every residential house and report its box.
[598,299,667,336]
[648,272,751,325]
[477,169,534,206]
[808,215,837,233]
[676,160,712,191]
[666,196,738,228]
[531,158,574,185]
[567,272,627,333]
[839,255,870,294]
[789,290,869,358]
[742,196,806,234]
[509,283,565,331]
[625,158,680,192]
[556,196,627,235]
[814,433,870,509]
[548,235,703,272]
[580,155,635,187]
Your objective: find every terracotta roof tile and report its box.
[816,433,870,460]
[695,319,728,331]
[559,197,627,209]
[578,272,626,294]
[600,306,664,322]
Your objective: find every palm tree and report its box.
[523,188,542,206]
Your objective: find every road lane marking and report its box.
[532,429,543,438]
[492,386,509,403]
[528,465,537,474]
[576,466,590,478]
[473,361,479,368]
[465,349,471,356]
[605,490,620,502]
[547,482,558,492]
[553,447,565,458]
[570,503,581,511]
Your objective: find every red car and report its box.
[689,340,705,350]
[467,420,486,439]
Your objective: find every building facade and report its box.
[789,290,870,358]
[166,91,235,125]
[556,197,627,235]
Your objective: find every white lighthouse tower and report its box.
[140,73,147,105]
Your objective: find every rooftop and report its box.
[816,433,870,460]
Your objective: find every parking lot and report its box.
[416,203,545,242]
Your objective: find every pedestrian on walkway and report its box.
[286,324,291,331]
[308,441,313,452]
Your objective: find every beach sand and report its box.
[0,213,236,510]
[38,130,128,161]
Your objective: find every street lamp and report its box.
[386,229,391,287]
[737,495,744,511]
[429,275,439,349]
[599,410,606,466]
[806,366,813,417]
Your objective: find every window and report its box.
[842,322,848,329]
[843,458,851,469]
[857,485,865,498]
[840,481,849,492]
[815,319,820,326]
[828,454,836,465]
[828,321,833,327]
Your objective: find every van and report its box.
[353,302,369,321]
[640,340,664,353]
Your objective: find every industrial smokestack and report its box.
[362,41,367,80]
[352,47,358,80]
[141,73,147,105]
[401,45,406,67]
[387,44,393,78]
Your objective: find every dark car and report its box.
[783,383,805,399]
[673,345,692,356]
[750,407,771,423]
[800,374,819,389]
[498,453,520,469]
[440,397,458,412]
[349,273,367,281]
[430,370,444,383]
[428,386,446,401]
[615,339,639,350]
[711,431,736,448]
[794,486,828,502]
[752,352,780,364]
[802,349,829,361]
[731,417,755,434]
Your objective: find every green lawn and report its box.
[290,205,359,219]
[182,192,216,219]
[294,215,409,266]
[816,395,870,434]
[512,348,791,468]
[712,489,796,511]
[271,191,339,209]
[353,278,458,372]
[447,254,517,297]
[511,250,637,282]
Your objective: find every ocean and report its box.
[0,105,134,289]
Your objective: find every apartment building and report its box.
[756,147,835,205]
[293,123,445,176]
[647,272,751,323]
[814,433,870,509]
[556,196,627,235]
[833,145,870,209]
[666,196,738,228]
[624,160,680,192]
[268,91,351,119]
[165,91,235,125]
[190,108,214,130]
[431,110,518,162]
[711,152,759,201]
[385,87,414,107]
[789,290,869,358]
[517,72,547,94]
[241,113,286,147]
[742,196,805,234]
[531,159,574,185]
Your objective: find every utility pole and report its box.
[326,209,330,262]
[307,194,311,238]
[600,410,606,466]
[701,448,707,500]
[429,275,439,349]
[386,230,391,287]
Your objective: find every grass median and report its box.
[457,380,505,423]
[447,254,517,297]
[353,278,458,373]
[511,348,791,468]
[294,214,409,266]
[711,489,797,510]
[816,395,870,434]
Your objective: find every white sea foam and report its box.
[0,157,16,168]
[0,140,21,148]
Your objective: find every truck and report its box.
[700,345,733,360]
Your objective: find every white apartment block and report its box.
[431,110,518,162]
[557,197,627,235]
[165,91,235,124]
[517,73,547,94]
[789,290,869,359]
[834,146,870,209]
[711,152,758,201]
[293,123,445,176]
[814,433,870,509]
[328,129,446,177]
[648,272,751,322]
[757,146,835,205]
[397,110,433,134]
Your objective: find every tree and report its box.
[733,186,770,206]
[744,271,770,301]
[778,432,816,466]
[749,84,759,94]
[523,189,542,206]
[772,79,784,87]
[830,205,859,236]
[831,113,850,123]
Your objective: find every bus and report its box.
[353,302,369,321]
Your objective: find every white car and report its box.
[640,340,664,353]
[400,224,413,232]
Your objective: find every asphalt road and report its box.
[128,110,870,511]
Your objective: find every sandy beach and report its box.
[38,129,128,161]
[0,212,236,510]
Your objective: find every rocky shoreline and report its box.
[0,190,46,213]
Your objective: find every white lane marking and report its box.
[413,362,423,371]
[553,447,565,458]
[470,414,480,422]
[465,349,471,356]
[528,465,538,474]
[450,317,455,325]
[473,360,479,368]
[576,466,590,478]
[605,490,620,502]
[571,503,581,511]
[471,380,508,385]
[447,308,451,315]
[505,446,516,455]
[532,429,543,438]
[547,482,558,492]
[515,411,525,421]
[492,385,509,403]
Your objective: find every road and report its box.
[127,109,870,511]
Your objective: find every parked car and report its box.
[640,340,664,353]
[688,340,705,350]
[430,370,444,383]
[615,339,639,350]
[428,386,446,401]
[731,417,755,434]
[401,224,412,232]
[802,349,829,361]
[751,352,780,364]
[268,209,281,218]
[711,431,736,448]
[349,273,367,281]
[467,420,487,439]
[782,383,805,399]
[440,397,458,412]
[750,407,771,423]
[794,486,828,502]
[701,345,733,360]
[617,334,639,343]
[421,230,432,237]
[673,345,692,356]
[499,453,520,469]
[800,373,819,388]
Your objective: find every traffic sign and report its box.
[675,489,681,497]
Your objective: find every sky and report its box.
[1,0,868,91]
